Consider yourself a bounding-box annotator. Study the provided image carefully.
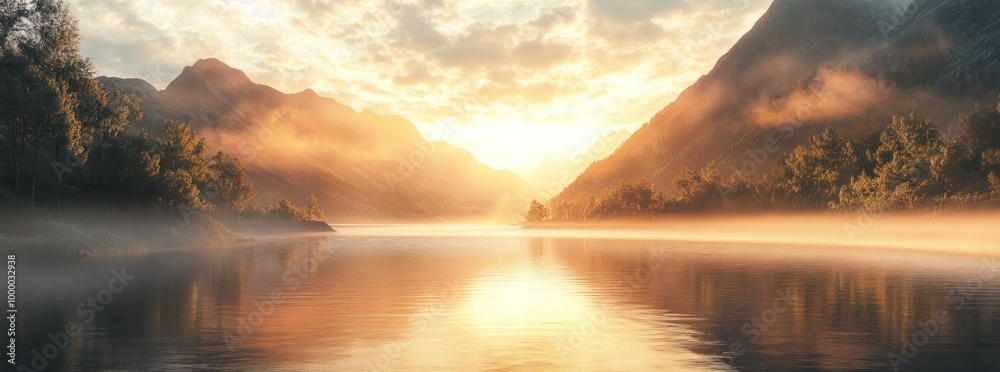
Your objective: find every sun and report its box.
[418,116,626,175]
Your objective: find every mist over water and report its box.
[521,212,1000,257]
[13,220,1000,371]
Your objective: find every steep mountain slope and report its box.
[554,0,1000,204]
[102,59,535,222]
[863,0,1000,94]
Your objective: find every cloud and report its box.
[509,40,574,68]
[390,13,448,51]
[67,0,773,173]
[588,0,684,22]
[393,62,439,85]
[748,68,906,126]
[506,82,559,103]
[430,42,507,68]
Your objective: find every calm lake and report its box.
[15,225,1000,371]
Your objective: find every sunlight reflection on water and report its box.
[15,224,1000,371]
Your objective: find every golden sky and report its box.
[68,0,771,175]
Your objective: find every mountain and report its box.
[553,0,1000,204]
[101,59,536,222]
[862,0,1000,93]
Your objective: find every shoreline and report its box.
[0,210,335,262]
[518,211,1000,257]
[6,210,998,261]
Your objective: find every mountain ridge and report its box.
[101,59,536,222]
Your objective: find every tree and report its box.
[873,115,940,185]
[983,149,1000,176]
[158,121,210,185]
[525,200,550,222]
[304,193,325,221]
[551,195,595,221]
[765,128,858,208]
[720,170,756,210]
[274,198,307,221]
[17,0,90,202]
[153,121,211,213]
[208,151,257,213]
[836,115,956,211]
[989,173,1000,200]
[957,99,1000,155]
[1,0,138,209]
[672,162,723,211]
[958,97,1000,174]
[591,178,665,219]
[0,1,29,48]
[158,168,211,212]
[84,130,161,206]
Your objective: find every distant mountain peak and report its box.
[165,58,256,94]
[297,88,319,97]
[188,58,247,78]
[191,57,228,68]
[158,58,282,131]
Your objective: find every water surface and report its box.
[16,225,1000,371]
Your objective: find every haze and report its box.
[66,0,773,174]
[337,212,1000,258]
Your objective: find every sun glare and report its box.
[458,261,594,331]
